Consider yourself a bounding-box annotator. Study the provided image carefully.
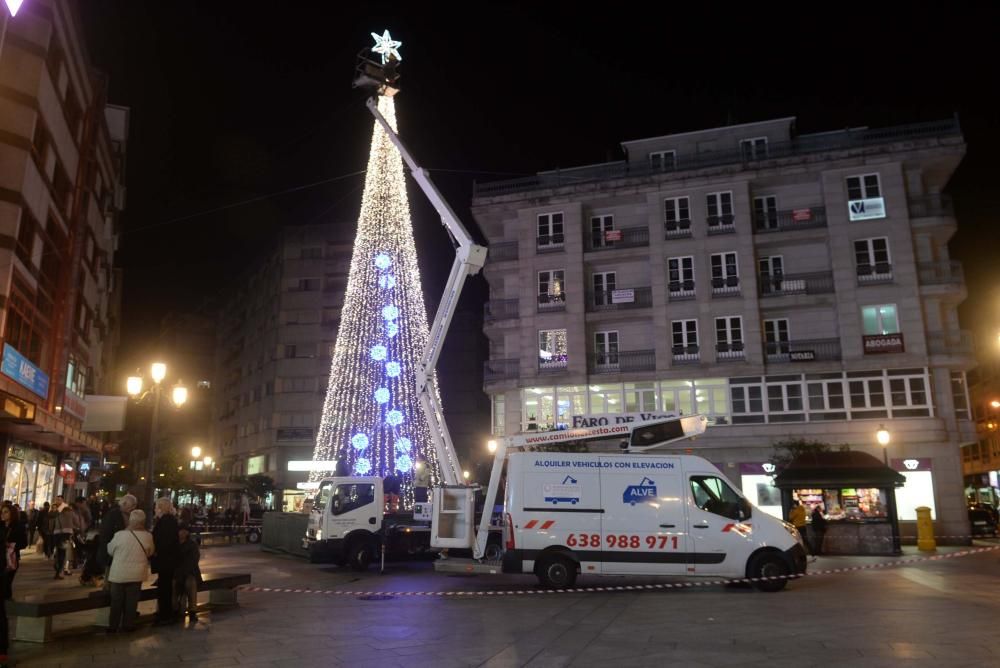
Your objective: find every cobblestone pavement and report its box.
[7,539,1000,667]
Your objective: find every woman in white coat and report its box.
[106,509,154,633]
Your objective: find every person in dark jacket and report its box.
[36,502,50,558]
[0,505,27,598]
[810,505,828,556]
[173,522,201,621]
[98,495,136,575]
[151,497,180,624]
[0,518,11,667]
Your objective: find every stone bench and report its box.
[6,572,251,642]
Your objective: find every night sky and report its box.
[78,2,1000,369]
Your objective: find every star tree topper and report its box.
[371,29,402,64]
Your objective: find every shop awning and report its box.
[773,451,906,489]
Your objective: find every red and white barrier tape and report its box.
[235,544,1000,597]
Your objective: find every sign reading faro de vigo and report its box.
[570,412,678,429]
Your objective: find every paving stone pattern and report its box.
[9,540,1000,667]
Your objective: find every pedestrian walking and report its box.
[173,522,201,621]
[788,501,813,561]
[26,503,38,548]
[0,509,13,668]
[106,509,154,633]
[810,505,828,556]
[51,506,75,578]
[151,497,180,624]
[0,506,26,597]
[36,502,50,558]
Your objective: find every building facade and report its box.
[473,117,975,538]
[965,359,1000,506]
[0,0,127,506]
[212,224,351,511]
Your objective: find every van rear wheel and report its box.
[748,552,789,592]
[537,554,577,589]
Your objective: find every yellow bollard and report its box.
[915,506,936,552]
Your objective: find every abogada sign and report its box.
[571,412,678,429]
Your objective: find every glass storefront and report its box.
[4,442,58,508]
[792,487,889,520]
[523,378,730,431]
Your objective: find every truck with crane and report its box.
[304,43,807,590]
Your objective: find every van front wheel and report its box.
[748,552,789,592]
[537,554,577,589]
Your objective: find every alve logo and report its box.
[623,477,657,505]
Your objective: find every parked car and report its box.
[969,505,998,537]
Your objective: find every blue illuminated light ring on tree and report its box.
[374,253,392,270]
[386,409,404,427]
[382,305,399,321]
[354,458,372,475]
[386,361,401,377]
[395,454,413,472]
[374,388,390,404]
[387,322,400,338]
[395,437,412,454]
[370,345,387,361]
[351,433,369,450]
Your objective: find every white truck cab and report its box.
[304,477,432,569]
[502,452,806,591]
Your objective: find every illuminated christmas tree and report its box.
[310,34,441,497]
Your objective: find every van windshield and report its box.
[690,475,748,521]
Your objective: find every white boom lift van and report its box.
[433,416,808,592]
[307,51,806,590]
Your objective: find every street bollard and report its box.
[915,506,936,552]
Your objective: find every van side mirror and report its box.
[739,499,752,520]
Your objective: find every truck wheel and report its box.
[536,554,577,589]
[483,539,503,562]
[247,530,261,544]
[348,539,374,572]
[748,552,789,592]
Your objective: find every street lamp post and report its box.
[127,363,187,515]
[876,424,890,465]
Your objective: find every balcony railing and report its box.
[908,194,954,219]
[668,280,696,301]
[487,241,519,263]
[536,235,564,253]
[671,345,700,364]
[759,271,835,297]
[484,299,519,321]
[538,355,568,372]
[588,350,656,374]
[706,214,736,235]
[764,338,842,363]
[715,342,746,361]
[588,286,652,311]
[484,358,520,381]
[585,226,650,252]
[711,276,741,297]
[918,261,964,285]
[753,206,827,233]
[537,293,567,312]
[926,330,974,356]
[857,263,894,285]
[474,118,961,198]
[664,219,693,239]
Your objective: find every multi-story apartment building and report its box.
[0,0,127,505]
[212,224,351,512]
[473,116,976,538]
